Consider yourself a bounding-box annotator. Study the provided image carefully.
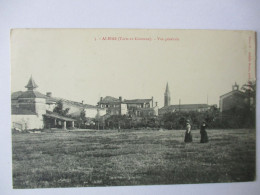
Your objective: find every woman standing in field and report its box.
[200,121,209,143]
[184,120,192,143]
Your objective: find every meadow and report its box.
[12,129,256,188]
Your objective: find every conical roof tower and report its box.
[25,75,38,91]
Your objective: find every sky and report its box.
[11,29,256,107]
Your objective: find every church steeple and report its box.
[164,82,171,106]
[25,75,38,91]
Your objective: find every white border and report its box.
[0,0,259,194]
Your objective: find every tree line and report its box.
[65,104,255,130]
[53,81,256,130]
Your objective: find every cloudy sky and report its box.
[11,29,256,107]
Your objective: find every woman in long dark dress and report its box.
[200,121,208,143]
[184,121,192,143]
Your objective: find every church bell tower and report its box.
[164,82,171,107]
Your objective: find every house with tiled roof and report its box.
[124,97,158,117]
[11,76,49,130]
[97,96,158,117]
[159,104,210,115]
[219,82,247,113]
[42,92,106,117]
[62,99,106,119]
[11,77,106,129]
[98,96,127,115]
[12,76,105,130]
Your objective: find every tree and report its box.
[53,100,70,116]
[94,110,106,130]
[105,115,130,129]
[76,109,87,128]
[241,80,256,128]
[241,80,256,110]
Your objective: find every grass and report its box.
[12,129,256,188]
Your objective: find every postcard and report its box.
[11,29,256,188]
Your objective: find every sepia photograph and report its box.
[11,29,256,189]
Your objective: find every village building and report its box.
[97,96,159,117]
[159,104,211,115]
[11,76,104,130]
[219,82,247,113]
[97,96,127,115]
[65,99,106,119]
[159,83,211,115]
[125,98,159,117]
[12,76,49,130]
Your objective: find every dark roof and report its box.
[99,96,153,104]
[160,104,210,110]
[44,111,76,121]
[11,91,23,100]
[11,91,98,109]
[25,76,38,90]
[59,98,98,109]
[124,99,152,104]
[11,106,37,115]
[18,90,46,99]
[99,96,121,103]
[219,90,246,98]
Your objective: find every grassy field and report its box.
[12,128,256,188]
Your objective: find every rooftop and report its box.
[124,99,152,104]
[219,90,246,98]
[11,91,23,100]
[160,104,210,110]
[99,96,153,104]
[99,96,121,103]
[44,110,76,121]
[58,98,98,109]
[18,90,47,99]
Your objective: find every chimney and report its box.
[119,96,122,102]
[151,96,154,107]
[82,100,84,104]
[46,92,52,97]
[155,102,158,107]
[100,97,103,102]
